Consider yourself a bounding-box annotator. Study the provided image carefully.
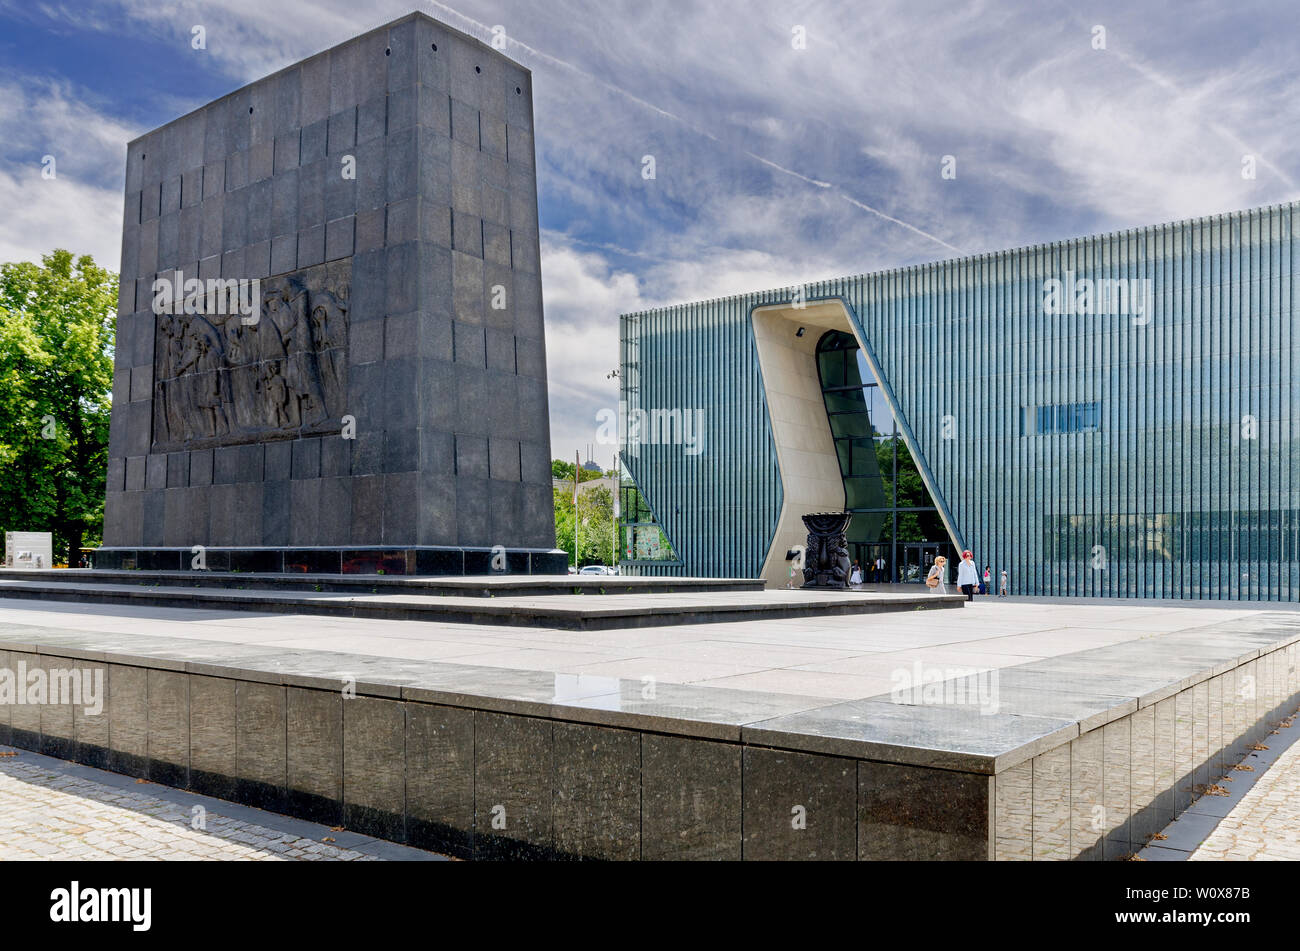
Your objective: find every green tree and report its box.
[0,250,117,563]
[551,458,605,484]
[553,484,614,566]
[554,489,576,558]
[874,436,946,543]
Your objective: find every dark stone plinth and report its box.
[801,512,852,589]
[4,611,1295,861]
[92,545,568,576]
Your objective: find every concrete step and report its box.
[0,576,962,630]
[0,568,763,598]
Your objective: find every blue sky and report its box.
[2,0,1297,462]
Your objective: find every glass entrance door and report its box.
[858,543,888,583]
[901,542,960,585]
[901,543,940,585]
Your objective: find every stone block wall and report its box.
[104,12,554,553]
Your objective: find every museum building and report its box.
[619,201,1300,600]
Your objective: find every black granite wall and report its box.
[104,13,554,554]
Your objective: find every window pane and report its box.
[824,389,867,414]
[844,475,888,509]
[851,349,874,386]
[817,349,846,388]
[829,412,874,438]
[867,387,894,434]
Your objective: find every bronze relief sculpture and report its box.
[151,261,349,449]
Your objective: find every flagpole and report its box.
[611,451,619,572]
[573,450,580,571]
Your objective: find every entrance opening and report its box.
[900,542,946,585]
[815,330,955,583]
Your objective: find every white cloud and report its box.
[539,236,642,461]
[0,167,122,268]
[0,77,140,267]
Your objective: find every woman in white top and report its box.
[956,550,979,601]
[925,556,947,594]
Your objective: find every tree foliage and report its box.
[0,250,117,563]
[872,436,947,543]
[551,458,608,483]
[553,484,614,566]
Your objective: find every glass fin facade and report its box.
[815,330,953,582]
[620,202,1300,601]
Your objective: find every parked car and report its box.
[578,565,608,575]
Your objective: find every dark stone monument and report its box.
[99,12,565,575]
[801,512,852,589]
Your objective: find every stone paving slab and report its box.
[0,745,447,861]
[1187,709,1300,861]
[0,600,1292,774]
[0,599,1269,703]
[1136,705,1300,861]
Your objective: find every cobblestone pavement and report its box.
[0,746,446,861]
[1190,712,1300,861]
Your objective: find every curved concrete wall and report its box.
[751,303,847,587]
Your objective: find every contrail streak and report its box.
[423,0,960,254]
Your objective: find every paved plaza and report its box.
[1189,716,1300,860]
[0,745,444,861]
[0,595,1267,702]
[1152,707,1300,862]
[0,594,1295,860]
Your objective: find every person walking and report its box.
[957,550,978,602]
[981,565,991,596]
[850,560,863,587]
[925,555,948,595]
[999,569,1009,597]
